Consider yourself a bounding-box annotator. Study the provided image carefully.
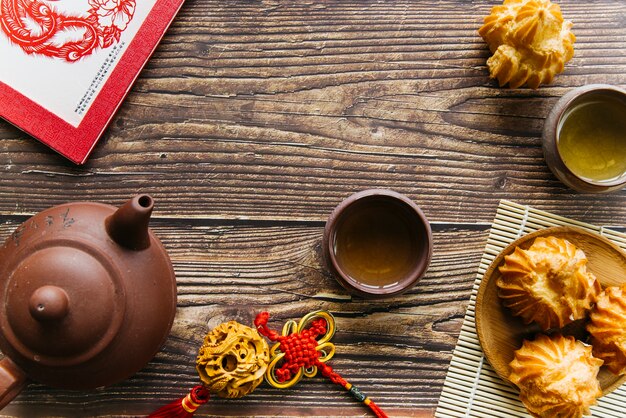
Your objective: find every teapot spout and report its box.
[105,195,154,250]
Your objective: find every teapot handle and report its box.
[0,357,27,410]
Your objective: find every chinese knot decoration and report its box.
[149,311,388,418]
[255,310,336,389]
[255,311,388,418]
[0,0,135,61]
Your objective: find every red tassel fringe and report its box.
[148,386,209,417]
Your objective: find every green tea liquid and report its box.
[557,95,626,183]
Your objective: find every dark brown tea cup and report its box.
[542,84,626,193]
[322,189,432,298]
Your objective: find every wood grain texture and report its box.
[0,0,624,224]
[0,220,483,416]
[0,0,625,416]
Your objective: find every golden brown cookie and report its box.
[497,236,601,330]
[509,334,603,418]
[587,284,626,375]
[478,0,575,88]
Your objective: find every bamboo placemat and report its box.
[435,200,626,418]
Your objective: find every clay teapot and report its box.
[0,195,177,409]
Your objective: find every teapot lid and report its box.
[1,240,125,366]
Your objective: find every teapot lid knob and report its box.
[1,245,125,367]
[29,286,69,322]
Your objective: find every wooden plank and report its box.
[0,1,624,224]
[0,219,485,416]
[1,1,625,416]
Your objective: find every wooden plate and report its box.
[476,225,626,395]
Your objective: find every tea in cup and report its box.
[323,189,432,298]
[543,84,626,193]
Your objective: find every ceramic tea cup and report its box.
[542,84,626,193]
[322,189,432,298]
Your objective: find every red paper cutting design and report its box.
[0,0,135,61]
[0,0,184,163]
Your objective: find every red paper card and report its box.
[0,0,184,164]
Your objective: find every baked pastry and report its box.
[509,334,603,418]
[478,0,576,88]
[587,284,626,375]
[497,236,601,330]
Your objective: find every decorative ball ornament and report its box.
[478,0,576,89]
[196,320,270,398]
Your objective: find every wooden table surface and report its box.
[1,0,625,417]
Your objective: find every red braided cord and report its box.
[318,362,347,386]
[367,400,388,418]
[254,311,281,341]
[319,363,388,418]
